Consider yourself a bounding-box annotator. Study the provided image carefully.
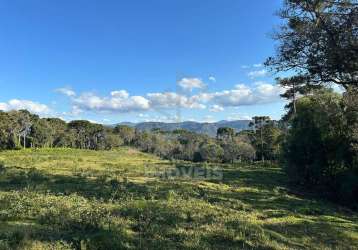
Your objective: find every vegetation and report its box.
[0,110,271,165]
[265,0,358,207]
[266,0,357,89]
[282,88,358,206]
[0,148,357,249]
[0,0,356,249]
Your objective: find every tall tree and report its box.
[266,0,358,89]
[216,127,235,142]
[278,75,323,116]
[249,116,271,162]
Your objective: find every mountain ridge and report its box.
[114,120,251,137]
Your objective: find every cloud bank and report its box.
[0,99,51,115]
[55,79,284,115]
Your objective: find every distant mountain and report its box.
[117,122,137,127]
[114,120,251,137]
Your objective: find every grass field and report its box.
[0,148,357,249]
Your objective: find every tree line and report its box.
[0,109,283,164]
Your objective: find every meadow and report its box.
[0,148,357,250]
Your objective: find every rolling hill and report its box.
[116,120,251,136]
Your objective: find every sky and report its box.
[0,0,287,124]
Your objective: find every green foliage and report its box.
[216,127,235,141]
[266,0,357,89]
[282,89,358,205]
[249,117,283,162]
[113,125,135,145]
[0,109,284,165]
[265,0,358,208]
[198,143,224,163]
[0,148,356,249]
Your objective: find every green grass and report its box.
[0,148,357,249]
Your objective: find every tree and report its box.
[113,125,135,145]
[283,89,355,185]
[198,143,224,163]
[133,131,153,152]
[277,75,322,116]
[30,118,52,148]
[222,142,240,164]
[175,131,208,161]
[266,0,358,89]
[249,116,271,162]
[216,127,235,142]
[104,133,123,150]
[0,111,15,149]
[67,120,106,150]
[45,118,67,147]
[68,120,91,149]
[7,110,33,148]
[342,87,358,166]
[236,141,256,162]
[266,0,358,205]
[261,125,283,161]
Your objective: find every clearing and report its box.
[0,148,357,249]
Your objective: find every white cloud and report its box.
[209,84,254,106]
[67,105,83,116]
[110,90,129,99]
[227,114,252,121]
[190,92,213,103]
[69,90,207,114]
[73,92,150,113]
[138,113,149,118]
[0,99,51,115]
[209,104,224,112]
[209,76,216,82]
[55,87,76,97]
[248,69,268,78]
[178,78,205,91]
[88,119,100,124]
[242,63,263,69]
[192,82,283,107]
[147,92,206,109]
[54,80,284,116]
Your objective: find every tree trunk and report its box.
[293,82,297,114]
[260,123,264,163]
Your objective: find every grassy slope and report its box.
[0,148,357,250]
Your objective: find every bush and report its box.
[38,195,109,232]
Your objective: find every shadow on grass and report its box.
[0,163,357,249]
[0,220,133,250]
[0,164,355,217]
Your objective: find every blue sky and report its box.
[0,0,286,124]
